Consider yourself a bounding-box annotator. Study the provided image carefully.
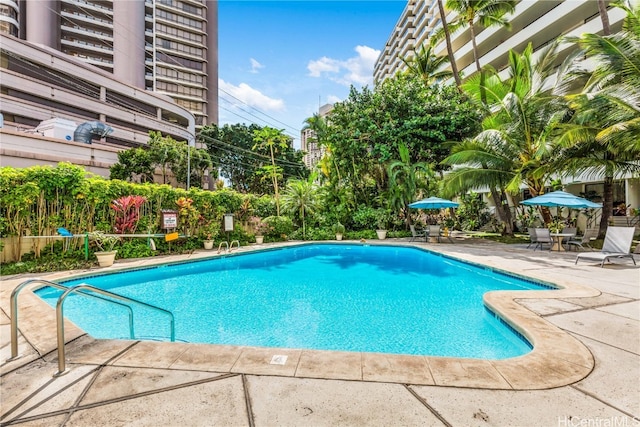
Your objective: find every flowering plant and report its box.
[250,216,271,235]
[111,195,147,234]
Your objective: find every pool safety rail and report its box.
[8,278,175,376]
[218,240,240,254]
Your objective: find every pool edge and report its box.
[0,239,598,390]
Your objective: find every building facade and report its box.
[301,103,333,171]
[373,0,639,225]
[374,0,626,84]
[1,35,195,147]
[1,0,217,127]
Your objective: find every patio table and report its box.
[550,232,575,252]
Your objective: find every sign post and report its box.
[161,210,179,251]
[223,214,234,243]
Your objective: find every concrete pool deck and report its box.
[1,239,638,426]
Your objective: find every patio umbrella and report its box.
[409,196,459,209]
[520,191,601,209]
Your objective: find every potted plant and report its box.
[375,210,389,240]
[201,222,219,250]
[89,231,120,267]
[332,222,346,241]
[251,216,269,244]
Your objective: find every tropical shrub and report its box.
[111,195,147,234]
[263,216,293,240]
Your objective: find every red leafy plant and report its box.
[111,195,147,234]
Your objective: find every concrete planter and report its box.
[95,250,117,267]
[255,235,264,244]
[376,230,387,240]
[203,240,214,250]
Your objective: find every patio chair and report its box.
[561,227,577,244]
[533,228,552,251]
[527,227,538,249]
[567,228,598,251]
[427,225,441,243]
[575,226,637,267]
[409,224,426,242]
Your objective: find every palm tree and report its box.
[281,175,319,240]
[400,44,453,85]
[445,0,516,73]
[556,1,640,236]
[388,144,434,226]
[441,138,516,234]
[445,42,570,226]
[435,0,462,87]
[252,127,290,216]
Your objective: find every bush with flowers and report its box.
[250,216,271,236]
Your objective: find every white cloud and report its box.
[307,45,380,87]
[249,58,264,73]
[307,57,341,77]
[326,94,342,104]
[219,79,285,112]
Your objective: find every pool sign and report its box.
[161,210,178,230]
[224,214,234,232]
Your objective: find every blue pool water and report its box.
[36,244,552,359]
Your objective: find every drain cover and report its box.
[270,355,288,365]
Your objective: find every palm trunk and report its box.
[469,19,481,73]
[599,175,614,239]
[437,0,462,88]
[270,144,280,216]
[499,189,514,235]
[598,0,611,36]
[489,188,514,236]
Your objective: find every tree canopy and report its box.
[199,123,307,195]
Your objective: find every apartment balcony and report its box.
[60,10,113,30]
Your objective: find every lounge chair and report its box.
[533,228,552,251]
[409,224,426,242]
[575,226,637,267]
[567,228,598,251]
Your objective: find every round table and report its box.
[550,233,575,252]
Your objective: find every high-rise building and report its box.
[301,103,333,171]
[2,0,218,127]
[374,0,625,84]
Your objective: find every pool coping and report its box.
[1,240,599,390]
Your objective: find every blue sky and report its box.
[218,1,407,148]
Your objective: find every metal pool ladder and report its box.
[8,278,175,376]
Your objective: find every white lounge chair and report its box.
[575,226,637,267]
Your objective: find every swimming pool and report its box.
[36,244,553,359]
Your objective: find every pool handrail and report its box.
[8,278,175,376]
[55,283,176,376]
[8,278,134,361]
[230,240,240,251]
[218,241,229,253]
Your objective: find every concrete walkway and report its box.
[1,240,638,426]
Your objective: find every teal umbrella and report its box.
[521,191,601,209]
[409,196,459,209]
